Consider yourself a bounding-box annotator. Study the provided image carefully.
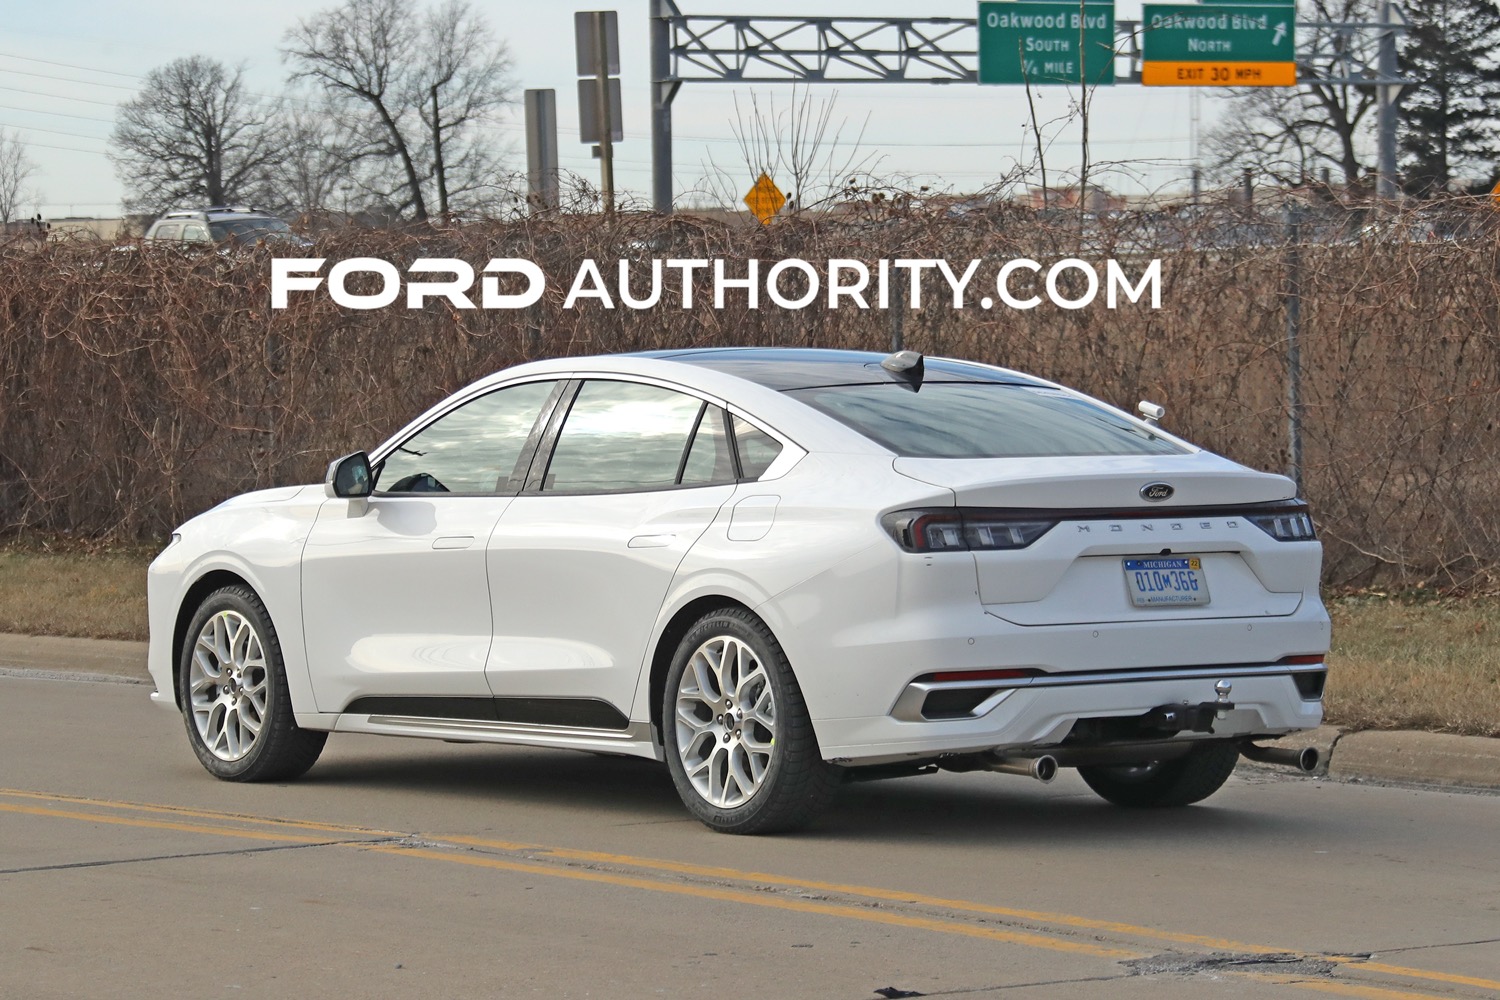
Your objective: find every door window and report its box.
[543,381,714,493]
[376,380,556,494]
[681,405,736,486]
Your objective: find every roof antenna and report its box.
[881,350,924,390]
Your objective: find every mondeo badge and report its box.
[1140,482,1174,502]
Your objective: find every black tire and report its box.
[177,585,326,782]
[662,608,839,834]
[1078,743,1240,808]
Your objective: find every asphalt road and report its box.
[3,674,1498,1000]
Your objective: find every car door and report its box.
[484,379,740,727]
[301,378,561,714]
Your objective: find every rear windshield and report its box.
[787,383,1187,458]
[209,218,292,242]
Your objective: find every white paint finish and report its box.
[299,495,510,711]
[484,484,737,715]
[893,452,1294,508]
[726,494,779,541]
[146,486,325,715]
[146,351,1330,774]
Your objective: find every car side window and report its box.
[375,380,556,495]
[152,223,182,242]
[732,416,784,479]
[680,405,736,486]
[542,381,708,493]
[182,224,210,243]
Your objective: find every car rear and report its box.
[686,354,1330,772]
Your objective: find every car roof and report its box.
[632,347,1050,391]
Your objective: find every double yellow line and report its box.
[3,787,1495,999]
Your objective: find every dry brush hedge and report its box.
[1,209,1496,588]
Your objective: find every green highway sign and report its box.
[1141,3,1297,86]
[978,1,1116,86]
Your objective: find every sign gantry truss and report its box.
[669,15,981,84]
[646,0,1410,209]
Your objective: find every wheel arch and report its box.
[647,595,756,744]
[171,569,257,709]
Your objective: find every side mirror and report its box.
[325,451,373,499]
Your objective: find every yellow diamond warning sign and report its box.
[743,172,786,224]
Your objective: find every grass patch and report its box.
[0,542,1495,736]
[1325,592,1500,738]
[0,543,153,642]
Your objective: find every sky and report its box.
[4,0,1220,220]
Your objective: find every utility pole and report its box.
[431,86,449,221]
[1376,0,1402,200]
[524,89,559,212]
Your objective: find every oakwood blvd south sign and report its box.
[977,1,1116,86]
[1141,2,1297,86]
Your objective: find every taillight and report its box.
[1248,506,1317,541]
[883,509,1056,553]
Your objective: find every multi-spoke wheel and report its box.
[663,608,838,834]
[177,585,325,782]
[1078,742,1240,808]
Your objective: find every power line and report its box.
[0,103,115,125]
[0,120,108,143]
[0,51,147,81]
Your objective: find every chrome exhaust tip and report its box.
[1239,742,1319,773]
[986,754,1059,783]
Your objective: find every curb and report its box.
[2,633,1496,793]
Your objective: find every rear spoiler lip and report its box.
[912,498,1312,521]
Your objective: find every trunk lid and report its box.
[894,455,1314,626]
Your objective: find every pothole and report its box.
[1125,951,1338,979]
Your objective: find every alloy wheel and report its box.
[674,634,777,808]
[188,610,269,762]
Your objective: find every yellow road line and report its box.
[360,843,1143,960]
[445,835,1286,955]
[1351,961,1500,993]
[0,803,336,845]
[0,787,403,838]
[442,837,1500,995]
[6,788,1496,997]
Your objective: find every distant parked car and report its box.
[143,207,308,250]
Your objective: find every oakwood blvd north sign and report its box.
[1141,2,1297,85]
[977,1,1116,85]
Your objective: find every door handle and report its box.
[628,533,677,548]
[432,535,475,550]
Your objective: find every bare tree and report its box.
[0,130,38,223]
[256,99,364,220]
[283,0,514,222]
[1206,0,1379,190]
[699,87,877,214]
[109,56,280,213]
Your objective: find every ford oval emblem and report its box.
[1140,482,1174,502]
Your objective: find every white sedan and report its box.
[147,349,1330,833]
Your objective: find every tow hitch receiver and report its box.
[1142,702,1233,735]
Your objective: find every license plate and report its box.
[1124,557,1210,607]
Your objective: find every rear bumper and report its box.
[817,670,1323,766]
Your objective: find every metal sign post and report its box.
[575,11,622,217]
